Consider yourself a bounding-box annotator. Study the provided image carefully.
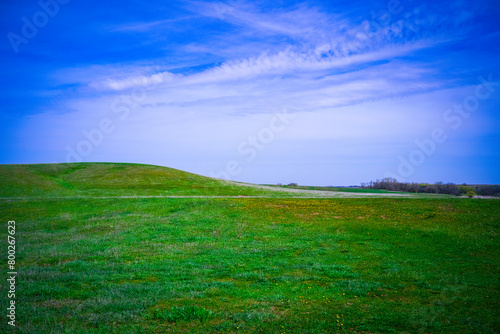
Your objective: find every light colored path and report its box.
[0,193,411,201]
[224,180,410,197]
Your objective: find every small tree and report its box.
[458,185,474,196]
[466,188,476,198]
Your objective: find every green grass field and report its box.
[1,163,499,333]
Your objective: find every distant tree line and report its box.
[361,178,500,197]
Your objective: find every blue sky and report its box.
[1,0,499,185]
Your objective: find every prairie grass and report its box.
[1,196,499,333]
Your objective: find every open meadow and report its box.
[1,163,499,333]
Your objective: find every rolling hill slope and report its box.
[0,163,443,199]
[0,163,275,198]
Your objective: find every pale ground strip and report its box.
[2,180,494,200]
[224,180,411,198]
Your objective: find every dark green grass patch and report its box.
[148,305,215,322]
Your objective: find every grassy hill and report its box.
[0,163,279,198]
[0,163,427,199]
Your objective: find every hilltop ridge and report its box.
[0,163,271,198]
[0,163,441,199]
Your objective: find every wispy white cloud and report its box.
[90,71,178,91]
[110,16,197,32]
[88,38,440,92]
[84,0,468,95]
[191,1,340,41]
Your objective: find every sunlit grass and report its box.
[0,163,288,198]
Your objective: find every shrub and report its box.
[458,185,474,195]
